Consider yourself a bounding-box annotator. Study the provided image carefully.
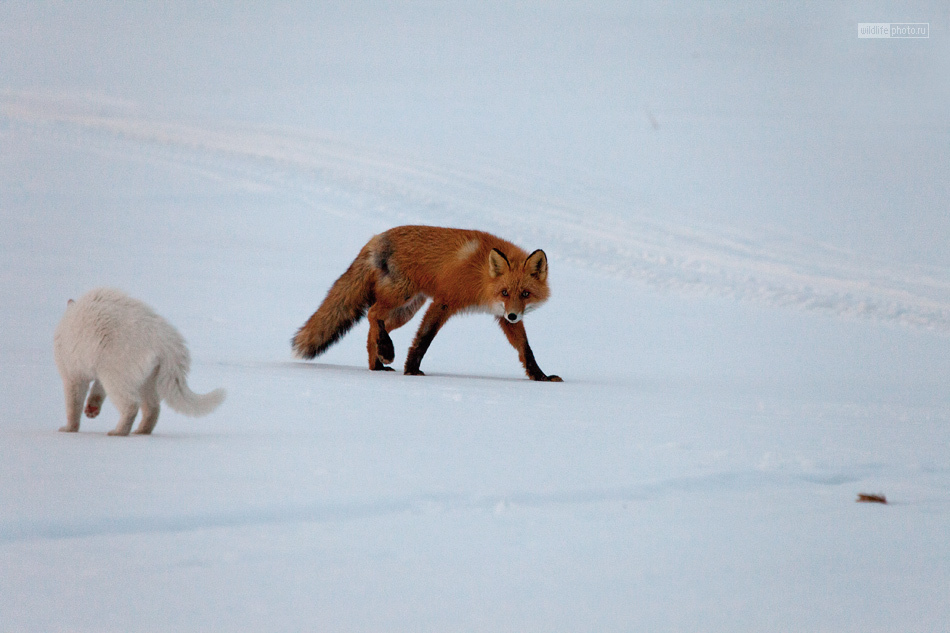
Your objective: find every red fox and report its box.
[292,225,562,381]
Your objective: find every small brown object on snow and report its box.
[856,493,887,504]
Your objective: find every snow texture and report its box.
[2,2,949,631]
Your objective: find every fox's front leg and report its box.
[498,319,562,382]
[404,301,455,376]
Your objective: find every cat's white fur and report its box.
[54,288,225,436]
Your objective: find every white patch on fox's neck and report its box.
[456,239,480,261]
[462,302,506,317]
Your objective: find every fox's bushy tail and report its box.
[292,251,377,359]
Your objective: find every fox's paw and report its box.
[404,368,426,376]
[85,404,101,418]
[377,348,395,365]
[58,425,79,433]
[107,429,131,437]
[547,375,563,382]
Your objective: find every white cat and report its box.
[54,288,226,436]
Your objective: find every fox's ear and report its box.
[525,249,548,282]
[488,248,510,278]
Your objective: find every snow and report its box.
[2,2,949,631]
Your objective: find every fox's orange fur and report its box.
[292,225,561,381]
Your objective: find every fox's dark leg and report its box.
[368,294,426,370]
[498,318,562,382]
[404,301,455,376]
[375,320,395,369]
[367,304,397,371]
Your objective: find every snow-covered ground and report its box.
[2,3,949,631]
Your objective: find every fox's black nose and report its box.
[507,313,518,322]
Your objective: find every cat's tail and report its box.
[164,378,226,417]
[157,342,226,417]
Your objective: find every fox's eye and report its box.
[501,289,509,297]
[521,290,530,299]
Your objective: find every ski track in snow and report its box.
[5,90,950,333]
[0,469,867,544]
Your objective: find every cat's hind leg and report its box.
[84,379,106,418]
[60,377,90,433]
[133,367,161,435]
[107,398,139,436]
[101,375,139,436]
